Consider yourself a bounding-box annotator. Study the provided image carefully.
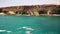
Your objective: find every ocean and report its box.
[0,16,60,34]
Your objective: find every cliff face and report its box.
[0,5,60,16]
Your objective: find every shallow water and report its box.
[0,16,60,34]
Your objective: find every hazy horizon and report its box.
[0,0,60,8]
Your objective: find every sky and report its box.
[0,0,60,7]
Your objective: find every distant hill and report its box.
[0,4,60,16]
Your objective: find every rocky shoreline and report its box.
[0,4,60,16]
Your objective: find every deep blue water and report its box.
[0,16,60,34]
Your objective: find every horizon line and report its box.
[0,4,60,8]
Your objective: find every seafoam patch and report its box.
[7,31,12,33]
[26,31,30,34]
[26,28,34,31]
[17,26,34,34]
[0,30,6,32]
[17,26,27,29]
[0,30,12,33]
[22,26,27,29]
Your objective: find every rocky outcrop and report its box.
[0,4,60,16]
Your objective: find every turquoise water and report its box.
[0,16,60,34]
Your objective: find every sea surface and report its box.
[0,16,60,34]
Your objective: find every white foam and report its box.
[17,26,27,30]
[22,26,27,29]
[7,31,12,33]
[26,31,30,34]
[26,28,34,31]
[0,30,6,32]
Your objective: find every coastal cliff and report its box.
[0,4,60,16]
